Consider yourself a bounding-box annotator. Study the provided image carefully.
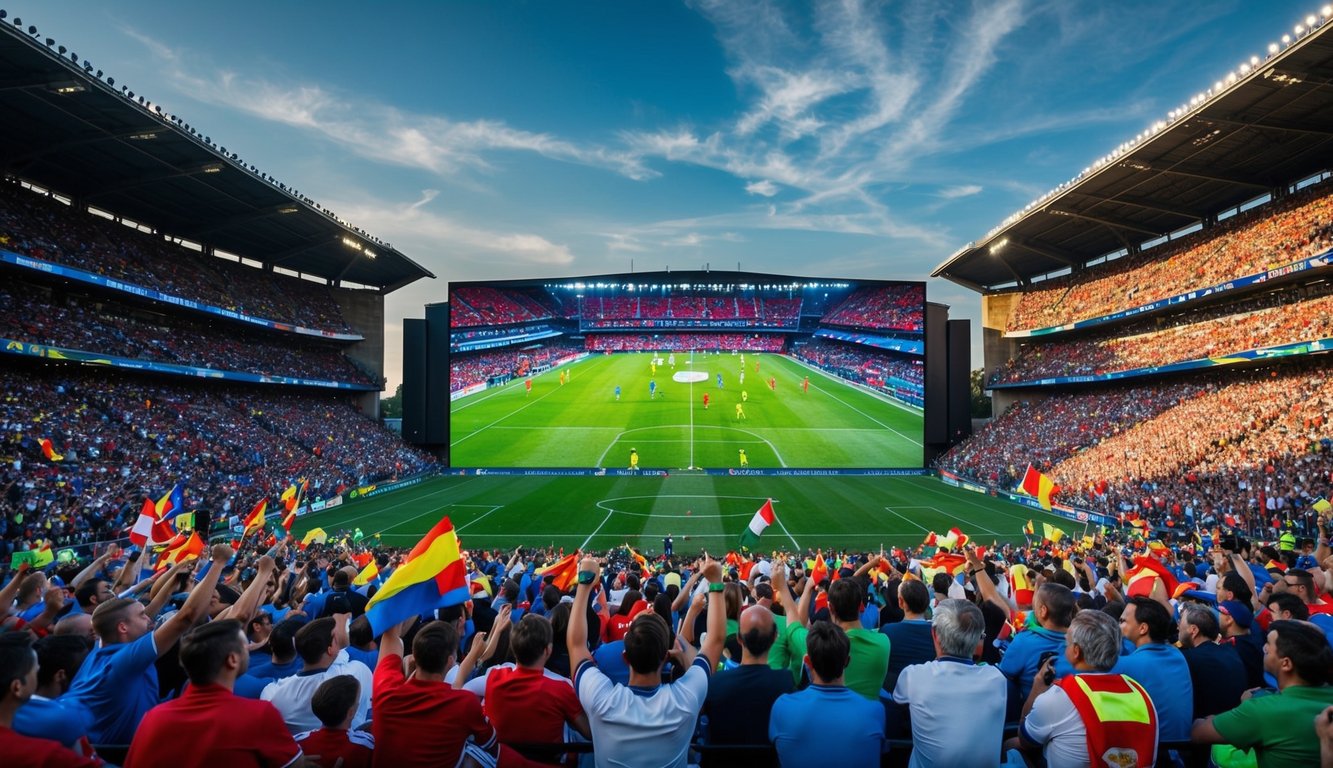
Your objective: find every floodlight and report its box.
[57,44,65,54]
[1306,15,1317,26]
[44,37,51,46]
[1269,42,1279,53]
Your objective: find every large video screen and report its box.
[447,271,925,469]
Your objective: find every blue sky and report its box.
[14,1,1325,391]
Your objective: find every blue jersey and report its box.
[649,382,656,393]
[614,386,621,396]
[717,374,723,386]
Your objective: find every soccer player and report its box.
[614,385,621,401]
[702,393,710,410]
[739,449,748,467]
[560,371,566,386]
[629,449,639,471]
[755,361,760,373]
[525,379,532,397]
[717,373,723,388]
[739,371,745,385]
[803,376,809,394]
[742,390,748,403]
[735,403,746,420]
[651,362,657,376]
[649,380,656,399]
[769,376,776,391]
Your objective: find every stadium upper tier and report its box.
[1,366,435,549]
[449,285,564,328]
[819,284,925,333]
[989,283,1333,386]
[940,361,1332,527]
[584,332,786,352]
[0,181,357,335]
[1002,182,1333,334]
[580,296,802,329]
[0,280,377,387]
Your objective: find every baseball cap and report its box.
[1218,600,1253,629]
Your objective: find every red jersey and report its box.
[372,654,496,767]
[295,727,373,768]
[484,666,584,756]
[0,726,100,768]
[124,684,300,768]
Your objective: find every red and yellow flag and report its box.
[1019,465,1058,511]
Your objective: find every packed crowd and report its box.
[793,338,924,399]
[943,362,1333,536]
[449,287,560,329]
[0,182,355,334]
[580,296,802,328]
[4,518,1333,767]
[0,366,435,557]
[449,340,585,393]
[584,333,786,353]
[990,284,1333,385]
[820,285,925,333]
[1005,182,1333,333]
[0,282,376,387]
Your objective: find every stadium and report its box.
[3,4,1333,768]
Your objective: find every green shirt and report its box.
[782,624,891,701]
[769,615,805,683]
[1212,684,1333,768]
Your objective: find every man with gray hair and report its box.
[892,598,1007,767]
[1008,610,1159,768]
[1177,602,1245,719]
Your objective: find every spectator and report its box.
[769,621,884,765]
[1176,603,1246,719]
[372,618,501,768]
[788,577,889,701]
[999,583,1076,710]
[881,578,936,693]
[1268,592,1312,622]
[125,619,303,768]
[1219,600,1266,689]
[479,613,590,762]
[12,635,95,756]
[0,633,99,767]
[1114,596,1193,741]
[893,598,1007,768]
[1192,620,1333,767]
[66,544,232,745]
[570,555,724,768]
[1008,610,1159,768]
[701,604,793,766]
[261,615,373,734]
[293,675,373,768]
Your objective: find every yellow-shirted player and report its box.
[735,402,746,420]
[629,448,639,470]
[741,390,748,402]
[739,449,748,467]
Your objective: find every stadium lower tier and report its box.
[0,180,355,333]
[940,360,1333,529]
[584,332,786,352]
[0,363,434,549]
[989,283,1333,386]
[0,278,377,387]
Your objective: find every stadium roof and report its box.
[0,19,433,292]
[934,16,1333,293]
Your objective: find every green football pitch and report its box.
[449,351,923,468]
[292,474,1082,555]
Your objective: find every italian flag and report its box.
[738,499,775,551]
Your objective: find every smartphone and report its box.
[1038,650,1058,685]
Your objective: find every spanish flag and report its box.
[243,499,268,537]
[1125,556,1179,598]
[536,551,581,592]
[1023,520,1035,537]
[365,517,469,635]
[1018,464,1058,511]
[154,531,204,571]
[920,553,968,581]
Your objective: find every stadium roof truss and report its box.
[934,19,1333,293]
[0,21,434,292]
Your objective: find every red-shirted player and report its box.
[295,676,374,768]
[525,378,533,397]
[803,376,809,394]
[769,376,776,391]
[702,392,710,410]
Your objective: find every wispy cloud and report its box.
[745,180,780,197]
[121,27,655,182]
[938,184,983,199]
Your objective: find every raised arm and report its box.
[0,562,32,615]
[966,547,1011,618]
[216,555,276,623]
[698,559,726,671]
[153,544,233,656]
[567,555,601,671]
[69,549,113,589]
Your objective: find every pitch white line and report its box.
[318,479,475,529]
[580,508,617,551]
[455,506,505,533]
[451,382,565,447]
[882,506,930,533]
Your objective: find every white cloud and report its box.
[938,184,983,199]
[745,180,780,197]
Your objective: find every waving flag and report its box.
[280,483,300,513]
[738,498,775,551]
[1125,556,1179,598]
[536,552,580,592]
[1018,465,1058,511]
[920,553,967,582]
[281,480,307,533]
[129,497,176,547]
[938,527,969,551]
[365,517,470,635]
[152,484,186,522]
[1023,520,1035,537]
[1042,523,1066,545]
[300,527,328,549]
[810,552,829,585]
[154,531,204,571]
[627,545,648,570]
[353,559,380,587]
[243,499,268,537]
[39,438,64,462]
[1315,497,1332,515]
